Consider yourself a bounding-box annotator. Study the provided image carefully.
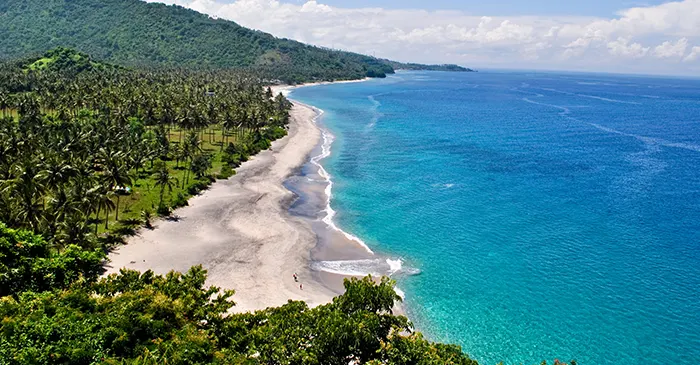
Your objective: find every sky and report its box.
[145,0,700,75]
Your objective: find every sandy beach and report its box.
[105,100,337,313]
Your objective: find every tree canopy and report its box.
[0,262,479,364]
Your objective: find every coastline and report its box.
[270,78,370,97]
[277,82,412,310]
[105,99,337,313]
[106,77,403,314]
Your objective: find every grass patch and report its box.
[95,126,284,236]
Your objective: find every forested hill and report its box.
[383,60,476,72]
[0,0,469,83]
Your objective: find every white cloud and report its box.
[300,1,332,13]
[607,37,649,58]
[144,0,700,74]
[653,38,689,58]
[684,46,700,61]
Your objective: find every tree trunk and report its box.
[115,195,120,221]
[95,206,101,234]
[182,167,189,189]
[220,128,226,151]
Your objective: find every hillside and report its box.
[0,0,469,83]
[384,60,475,72]
[23,47,122,73]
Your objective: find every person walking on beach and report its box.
[300,283,303,290]
[293,273,298,282]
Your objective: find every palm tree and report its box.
[96,189,117,230]
[221,108,236,151]
[45,187,81,239]
[0,91,10,118]
[38,157,76,194]
[0,56,295,247]
[182,131,202,187]
[2,160,46,230]
[98,150,132,222]
[153,161,178,207]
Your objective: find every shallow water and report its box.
[290,71,700,365]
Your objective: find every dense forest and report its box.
[0,48,290,247]
[0,0,470,84]
[0,49,503,364]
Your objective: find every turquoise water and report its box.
[290,71,700,365]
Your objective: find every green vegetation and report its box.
[0,50,487,364]
[0,259,480,364]
[0,0,469,83]
[0,48,291,245]
[0,222,103,297]
[0,50,568,364]
[24,47,121,73]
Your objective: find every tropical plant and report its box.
[153,161,178,208]
[140,209,154,229]
[0,222,103,297]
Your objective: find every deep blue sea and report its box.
[290,71,700,365]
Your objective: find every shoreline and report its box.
[106,77,404,314]
[271,78,371,97]
[105,98,338,313]
[278,83,412,314]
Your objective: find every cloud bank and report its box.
[146,0,700,75]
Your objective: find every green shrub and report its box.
[156,203,171,216]
[217,164,235,179]
[0,222,104,296]
[187,180,211,195]
[171,192,189,209]
[0,269,480,364]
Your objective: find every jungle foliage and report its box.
[0,48,292,247]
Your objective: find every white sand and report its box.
[271,78,370,97]
[105,102,337,313]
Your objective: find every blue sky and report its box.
[150,0,700,75]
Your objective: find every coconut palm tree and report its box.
[38,158,76,194]
[153,161,177,208]
[2,160,46,230]
[98,150,132,222]
[96,189,117,230]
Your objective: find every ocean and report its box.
[287,71,700,365]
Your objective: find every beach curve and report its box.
[105,99,336,313]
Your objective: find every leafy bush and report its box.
[0,223,104,297]
[187,180,211,196]
[190,154,213,179]
[156,203,171,217]
[140,209,154,229]
[0,268,480,364]
[171,192,189,209]
[217,164,235,179]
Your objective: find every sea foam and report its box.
[312,258,420,277]
[308,107,375,254]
